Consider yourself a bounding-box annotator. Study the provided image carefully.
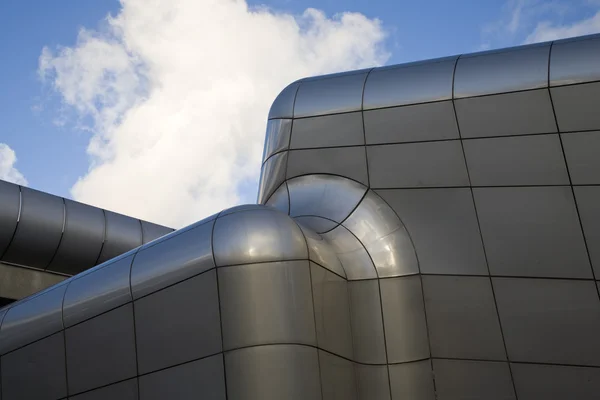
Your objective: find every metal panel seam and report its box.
[46,197,67,270]
[0,185,22,261]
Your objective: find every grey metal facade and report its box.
[1,33,600,399]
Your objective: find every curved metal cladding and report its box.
[256,32,600,399]
[0,179,174,276]
[1,32,600,400]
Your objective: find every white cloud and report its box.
[39,0,389,228]
[525,10,600,43]
[0,144,27,186]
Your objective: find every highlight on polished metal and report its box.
[1,33,600,399]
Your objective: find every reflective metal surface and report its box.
[264,182,290,214]
[551,81,600,132]
[364,100,459,144]
[97,210,143,264]
[0,281,68,354]
[134,270,221,374]
[48,199,105,274]
[364,57,457,109]
[225,345,321,400]
[454,43,550,98]
[0,178,171,278]
[343,191,418,278]
[131,219,214,298]
[322,224,377,280]
[213,207,307,266]
[63,254,134,327]
[268,80,301,119]
[257,150,287,204]
[294,70,369,118]
[262,119,292,161]
[287,147,369,185]
[139,354,226,400]
[6,33,600,398]
[2,187,64,269]
[65,303,137,394]
[550,34,600,86]
[290,112,364,149]
[367,141,469,188]
[288,174,366,223]
[218,260,316,350]
[0,180,20,258]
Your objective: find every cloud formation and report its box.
[39,0,389,228]
[526,10,600,42]
[0,144,27,186]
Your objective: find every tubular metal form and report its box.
[0,179,173,277]
[1,33,600,400]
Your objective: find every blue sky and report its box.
[0,0,598,226]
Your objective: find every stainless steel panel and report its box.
[455,89,556,138]
[2,187,64,269]
[551,82,600,132]
[139,354,226,400]
[348,280,387,364]
[141,220,173,244]
[287,147,369,186]
[0,332,67,400]
[97,210,142,264]
[218,260,316,350]
[66,303,137,394]
[0,262,66,300]
[355,364,390,400]
[63,254,134,327]
[512,363,600,400]
[225,345,321,400]
[268,80,301,119]
[562,131,600,184]
[364,57,456,109]
[364,101,459,145]
[433,359,516,400]
[389,361,435,400]
[213,208,307,267]
[380,276,429,363]
[343,191,418,278]
[367,141,469,188]
[262,119,292,161]
[474,187,591,278]
[464,134,569,186]
[302,228,345,278]
[550,36,600,86]
[290,112,364,149]
[322,225,377,280]
[575,186,600,275]
[0,181,20,258]
[47,199,105,275]
[264,182,289,214]
[70,379,138,400]
[219,204,276,217]
[131,219,214,298]
[311,263,352,358]
[288,175,367,223]
[0,282,67,354]
[295,216,338,234]
[257,151,287,204]
[294,71,369,118]
[319,350,357,400]
[422,275,506,360]
[493,277,600,366]
[454,44,550,98]
[134,269,221,374]
[377,188,487,275]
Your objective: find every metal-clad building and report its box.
[0,33,599,399]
